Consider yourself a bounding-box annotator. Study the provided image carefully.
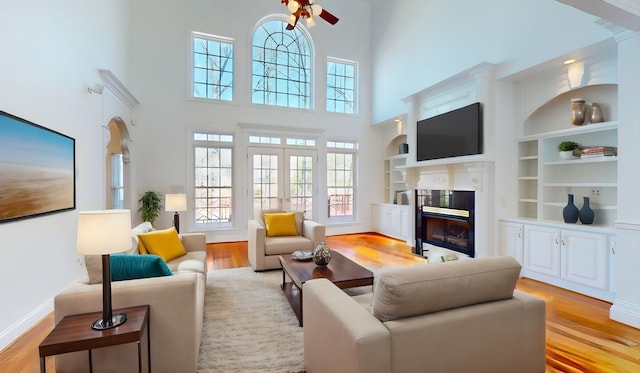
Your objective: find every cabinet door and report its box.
[399,205,411,243]
[524,225,561,277]
[561,230,609,290]
[500,222,524,265]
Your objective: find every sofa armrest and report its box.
[302,220,326,248]
[54,272,204,372]
[180,232,206,252]
[247,219,267,270]
[303,278,391,373]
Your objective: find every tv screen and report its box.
[416,102,483,162]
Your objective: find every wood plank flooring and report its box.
[2,233,639,372]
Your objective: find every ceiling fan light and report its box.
[287,0,300,13]
[287,13,297,26]
[310,4,322,16]
[306,16,316,27]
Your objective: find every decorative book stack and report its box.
[579,146,617,158]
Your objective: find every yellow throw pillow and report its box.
[138,239,148,254]
[264,212,298,237]
[137,227,187,262]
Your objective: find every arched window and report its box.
[252,18,313,109]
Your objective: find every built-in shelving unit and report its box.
[516,85,618,227]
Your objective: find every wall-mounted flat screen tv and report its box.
[416,102,483,162]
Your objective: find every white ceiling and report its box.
[557,0,640,31]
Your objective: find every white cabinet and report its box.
[372,203,412,243]
[519,222,614,301]
[499,221,524,265]
[524,225,561,277]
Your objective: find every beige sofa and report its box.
[247,209,325,271]
[53,225,207,373]
[303,256,546,373]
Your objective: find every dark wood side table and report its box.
[39,305,150,373]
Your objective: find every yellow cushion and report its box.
[137,227,187,262]
[138,239,148,254]
[264,212,298,237]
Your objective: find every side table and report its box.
[39,305,150,373]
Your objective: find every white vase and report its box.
[559,151,574,160]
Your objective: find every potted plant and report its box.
[558,141,580,160]
[138,190,163,224]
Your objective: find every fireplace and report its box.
[415,189,475,258]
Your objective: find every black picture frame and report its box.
[0,110,76,223]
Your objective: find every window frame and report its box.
[190,31,235,102]
[192,132,235,230]
[326,57,358,115]
[250,16,315,110]
[326,140,358,223]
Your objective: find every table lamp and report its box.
[165,193,187,233]
[76,209,132,330]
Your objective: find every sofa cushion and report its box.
[372,256,521,322]
[265,236,314,255]
[110,254,173,281]
[137,227,187,262]
[264,212,298,237]
[259,209,304,236]
[131,222,154,254]
[166,251,207,275]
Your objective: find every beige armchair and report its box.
[247,209,326,271]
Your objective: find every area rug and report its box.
[197,267,305,372]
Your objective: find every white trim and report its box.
[610,299,640,328]
[0,300,52,351]
[98,69,139,109]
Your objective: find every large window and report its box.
[251,19,312,109]
[327,140,357,222]
[192,32,234,101]
[110,154,124,209]
[326,58,357,114]
[193,133,234,228]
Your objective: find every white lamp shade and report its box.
[165,193,187,212]
[77,209,132,255]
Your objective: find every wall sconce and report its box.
[567,62,585,89]
[88,83,104,95]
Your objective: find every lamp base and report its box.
[91,313,127,330]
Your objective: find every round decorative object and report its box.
[590,103,604,123]
[579,196,595,225]
[563,194,579,223]
[559,151,575,160]
[571,98,586,125]
[313,242,332,266]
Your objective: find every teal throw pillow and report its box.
[110,254,173,281]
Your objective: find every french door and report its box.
[249,147,317,220]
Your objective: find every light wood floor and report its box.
[2,233,640,372]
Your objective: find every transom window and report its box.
[192,32,234,101]
[251,19,312,109]
[193,132,234,228]
[326,58,357,114]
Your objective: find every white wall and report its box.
[128,0,376,241]
[369,0,614,123]
[0,0,132,350]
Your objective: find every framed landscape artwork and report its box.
[0,111,76,223]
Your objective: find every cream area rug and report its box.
[197,267,305,372]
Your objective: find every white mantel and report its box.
[401,63,497,258]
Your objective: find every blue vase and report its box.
[563,194,579,223]
[579,196,595,224]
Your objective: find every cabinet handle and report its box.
[517,228,522,238]
[561,237,566,246]
[611,240,616,254]
[554,234,559,245]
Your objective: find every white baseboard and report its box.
[0,299,53,351]
[610,299,640,329]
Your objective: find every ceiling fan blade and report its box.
[318,9,339,25]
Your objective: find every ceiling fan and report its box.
[281,0,339,30]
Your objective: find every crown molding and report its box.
[99,69,140,109]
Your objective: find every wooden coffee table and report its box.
[279,251,374,326]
